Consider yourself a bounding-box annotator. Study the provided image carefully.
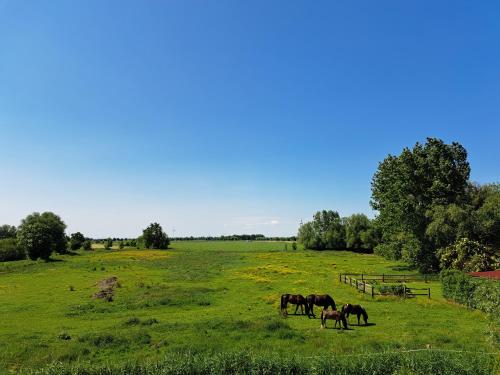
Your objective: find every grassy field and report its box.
[0,241,497,373]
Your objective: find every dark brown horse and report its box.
[320,309,347,329]
[306,294,336,318]
[341,303,368,325]
[281,294,308,316]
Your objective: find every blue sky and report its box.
[1,1,499,237]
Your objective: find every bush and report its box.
[0,238,26,262]
[378,284,405,297]
[441,270,500,314]
[438,238,498,272]
[82,240,92,251]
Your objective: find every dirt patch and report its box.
[93,276,119,302]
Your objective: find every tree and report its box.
[16,212,67,260]
[142,223,170,249]
[104,238,113,250]
[0,225,17,239]
[298,210,346,250]
[82,240,92,251]
[69,232,86,250]
[344,214,372,249]
[371,138,471,272]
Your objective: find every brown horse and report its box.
[281,294,308,316]
[342,304,368,325]
[306,294,336,318]
[320,309,347,329]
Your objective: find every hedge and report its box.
[0,238,26,262]
[441,269,499,314]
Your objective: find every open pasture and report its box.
[0,241,495,373]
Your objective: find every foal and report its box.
[320,309,347,329]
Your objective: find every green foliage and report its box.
[82,240,92,251]
[378,284,405,296]
[17,212,67,260]
[119,241,124,249]
[104,238,113,250]
[0,238,25,261]
[371,138,471,272]
[0,224,17,239]
[441,270,500,314]
[142,222,170,249]
[23,350,497,375]
[291,242,297,251]
[438,238,498,272]
[69,232,86,250]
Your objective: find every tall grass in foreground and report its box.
[26,350,498,375]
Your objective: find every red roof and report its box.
[468,270,500,280]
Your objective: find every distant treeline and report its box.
[170,234,297,241]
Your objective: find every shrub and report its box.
[378,284,405,297]
[438,238,498,272]
[441,270,500,314]
[0,238,26,261]
[82,240,92,251]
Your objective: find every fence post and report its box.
[339,274,341,283]
[382,274,385,282]
[428,288,430,299]
[424,274,427,283]
[403,274,406,283]
[371,284,374,298]
[403,284,406,299]
[361,274,364,281]
[363,282,366,294]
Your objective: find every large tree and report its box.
[17,212,67,260]
[371,138,471,272]
[142,223,170,249]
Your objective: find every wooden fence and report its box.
[339,273,438,283]
[339,274,431,299]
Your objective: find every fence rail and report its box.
[339,274,431,299]
[340,273,438,283]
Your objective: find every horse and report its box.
[306,294,336,318]
[320,309,347,329]
[280,294,308,316]
[341,303,368,325]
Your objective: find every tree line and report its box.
[298,138,499,273]
[0,217,171,261]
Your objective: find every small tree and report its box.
[82,240,92,251]
[119,241,124,249]
[69,232,86,250]
[142,223,170,249]
[291,242,297,251]
[104,238,113,250]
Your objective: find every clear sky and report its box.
[1,1,499,238]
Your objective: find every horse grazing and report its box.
[281,294,308,316]
[306,294,336,318]
[342,304,368,325]
[320,309,347,329]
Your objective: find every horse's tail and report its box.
[281,294,287,311]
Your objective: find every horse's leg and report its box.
[357,313,360,325]
[294,304,299,315]
[310,304,315,318]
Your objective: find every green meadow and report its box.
[0,241,496,373]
